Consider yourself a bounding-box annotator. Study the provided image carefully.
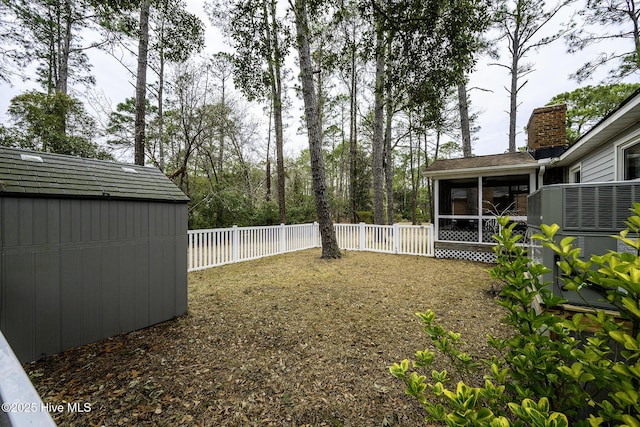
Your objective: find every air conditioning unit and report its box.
[527,182,640,310]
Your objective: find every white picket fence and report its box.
[187,222,434,272]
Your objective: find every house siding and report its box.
[575,121,640,183]
[580,143,615,183]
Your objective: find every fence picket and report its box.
[187,222,434,272]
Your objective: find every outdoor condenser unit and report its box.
[527,182,640,310]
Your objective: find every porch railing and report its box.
[188,222,435,272]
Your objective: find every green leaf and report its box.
[621,414,640,427]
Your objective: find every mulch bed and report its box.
[25,249,511,426]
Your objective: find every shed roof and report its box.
[0,147,189,202]
[425,152,538,178]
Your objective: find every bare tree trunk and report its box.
[264,0,286,223]
[57,0,71,95]
[266,104,272,202]
[508,32,520,153]
[384,79,394,225]
[458,81,472,157]
[372,20,385,225]
[409,125,417,225]
[292,0,340,259]
[348,30,358,223]
[134,0,151,166]
[157,28,166,171]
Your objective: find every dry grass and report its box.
[26,249,511,426]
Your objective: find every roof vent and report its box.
[20,154,44,163]
[121,167,138,173]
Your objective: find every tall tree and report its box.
[566,0,640,82]
[491,0,573,152]
[372,10,386,224]
[291,0,341,258]
[134,0,151,166]
[97,0,203,167]
[149,0,204,171]
[208,0,290,224]
[366,0,490,223]
[6,90,111,159]
[5,0,97,93]
[458,81,472,157]
[0,0,28,83]
[4,0,103,148]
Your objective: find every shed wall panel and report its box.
[133,241,150,330]
[81,246,103,345]
[1,197,187,362]
[174,207,188,315]
[46,200,60,243]
[18,199,33,245]
[81,202,92,241]
[33,199,49,245]
[60,248,84,350]
[148,241,164,325]
[35,250,61,358]
[101,245,120,338]
[118,243,136,333]
[161,238,176,320]
[3,252,35,361]
[3,198,19,247]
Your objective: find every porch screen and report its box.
[439,178,478,215]
[481,175,529,216]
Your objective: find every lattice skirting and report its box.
[435,248,496,263]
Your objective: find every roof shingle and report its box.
[425,152,537,173]
[0,147,189,202]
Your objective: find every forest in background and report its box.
[1,0,639,231]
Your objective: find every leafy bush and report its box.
[390,203,640,426]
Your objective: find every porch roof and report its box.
[425,152,538,178]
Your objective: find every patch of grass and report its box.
[28,249,510,426]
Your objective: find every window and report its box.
[624,142,640,180]
[569,164,581,183]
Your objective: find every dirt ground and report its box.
[26,249,512,426]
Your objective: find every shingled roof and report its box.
[0,147,189,202]
[425,152,538,177]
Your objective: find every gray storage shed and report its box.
[0,147,189,362]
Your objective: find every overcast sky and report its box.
[0,0,634,159]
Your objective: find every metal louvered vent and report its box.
[527,190,542,227]
[563,183,639,231]
[564,187,580,229]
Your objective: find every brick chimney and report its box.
[527,104,567,159]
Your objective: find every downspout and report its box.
[537,165,546,190]
[537,157,561,189]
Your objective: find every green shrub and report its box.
[390,203,640,426]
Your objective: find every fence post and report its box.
[280,223,286,254]
[313,222,319,247]
[359,222,365,250]
[232,225,239,263]
[187,232,192,271]
[429,224,435,256]
[393,223,400,254]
